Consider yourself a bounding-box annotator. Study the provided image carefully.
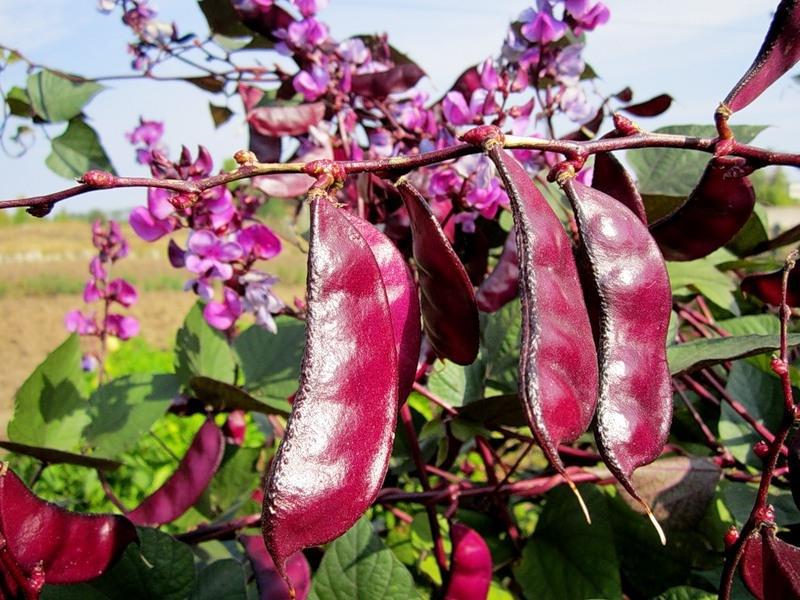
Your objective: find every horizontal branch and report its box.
[3,125,799,213]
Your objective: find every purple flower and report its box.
[130,206,175,241]
[241,271,283,333]
[465,179,509,220]
[368,129,394,158]
[428,168,461,199]
[105,314,140,340]
[293,65,330,101]
[566,0,610,31]
[204,287,243,330]
[200,187,236,229]
[452,211,478,234]
[107,278,138,308]
[293,0,328,17]
[185,230,243,281]
[146,188,175,220]
[81,353,100,372]
[479,58,499,91]
[338,38,369,64]
[442,91,472,126]
[559,85,593,121]
[126,118,164,147]
[284,17,328,48]
[83,280,102,303]
[89,256,107,280]
[168,239,186,268]
[555,45,585,84]
[520,7,567,45]
[238,224,281,260]
[65,310,98,335]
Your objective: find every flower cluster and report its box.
[126,117,166,165]
[127,127,284,333]
[65,220,139,370]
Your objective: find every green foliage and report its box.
[7,334,89,451]
[309,516,419,600]
[26,70,103,123]
[46,118,115,179]
[175,303,238,385]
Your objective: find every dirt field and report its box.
[0,217,306,438]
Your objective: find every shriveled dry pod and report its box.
[262,193,402,582]
[561,178,672,544]
[487,146,599,521]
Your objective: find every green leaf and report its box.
[204,445,261,516]
[513,485,620,600]
[667,256,738,314]
[667,333,800,375]
[27,70,103,122]
[654,587,717,600]
[309,517,419,600]
[84,373,179,459]
[725,203,769,257]
[198,0,254,37]
[480,299,521,395]
[427,361,468,407]
[642,193,685,224]
[718,361,787,467]
[42,527,196,600]
[721,479,800,527]
[191,559,247,600]
[8,334,89,451]
[189,376,290,416]
[175,303,238,386]
[627,124,767,196]
[46,118,114,179]
[457,394,525,428]
[6,85,32,117]
[233,316,305,404]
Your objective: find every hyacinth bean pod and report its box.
[741,527,800,600]
[741,266,800,307]
[591,152,647,225]
[475,229,520,313]
[0,462,137,589]
[395,180,480,365]
[649,159,756,261]
[127,417,225,526]
[240,535,311,600]
[340,211,421,402]
[724,0,800,113]
[443,523,493,600]
[262,195,400,580]
[561,178,671,543]
[487,146,599,520]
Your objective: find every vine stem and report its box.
[719,250,799,599]
[398,403,449,588]
[3,127,800,213]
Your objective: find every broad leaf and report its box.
[190,559,248,600]
[726,204,769,257]
[189,376,290,416]
[668,256,738,313]
[667,333,800,375]
[627,125,766,196]
[480,298,521,395]
[655,586,717,599]
[175,303,238,386]
[719,361,787,467]
[27,70,103,122]
[198,0,253,37]
[46,118,115,179]
[84,373,179,459]
[233,316,305,404]
[309,517,418,600]
[513,485,621,600]
[8,334,89,451]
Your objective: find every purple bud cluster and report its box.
[65,220,140,370]
[127,122,284,333]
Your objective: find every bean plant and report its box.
[1,1,800,598]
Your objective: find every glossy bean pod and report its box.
[340,211,421,402]
[724,0,800,112]
[561,178,672,542]
[0,462,137,588]
[262,195,400,578]
[741,526,800,600]
[741,266,800,307]
[475,229,520,313]
[395,180,479,365]
[240,535,311,600]
[591,152,647,224]
[649,159,755,261]
[443,523,493,600]
[127,417,225,527]
[487,147,599,505]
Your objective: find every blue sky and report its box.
[0,0,796,213]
